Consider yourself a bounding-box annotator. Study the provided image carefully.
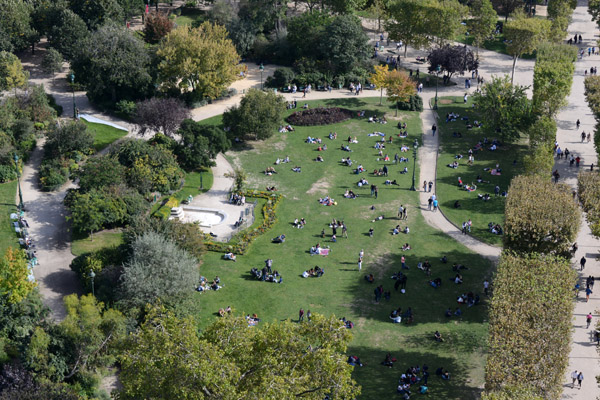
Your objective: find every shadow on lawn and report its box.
[323,98,368,108]
[348,239,491,326]
[349,346,483,400]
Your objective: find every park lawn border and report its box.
[81,120,129,152]
[0,181,19,255]
[151,169,214,219]
[71,229,124,257]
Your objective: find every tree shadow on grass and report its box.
[323,98,368,108]
[349,347,483,400]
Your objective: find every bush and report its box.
[577,171,600,238]
[485,252,575,399]
[286,107,353,126]
[396,95,423,111]
[295,71,324,87]
[115,100,137,120]
[39,158,69,191]
[46,94,63,117]
[0,165,16,183]
[504,175,580,258]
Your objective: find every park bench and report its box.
[415,56,426,63]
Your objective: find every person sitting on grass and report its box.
[344,190,357,199]
[445,308,453,317]
[272,234,286,243]
[454,273,463,284]
[365,273,375,283]
[266,186,277,191]
[265,166,277,175]
[434,331,444,342]
[316,155,324,162]
[224,252,236,262]
[454,307,462,317]
[401,243,411,251]
[392,225,401,235]
[382,353,396,368]
[390,308,402,323]
[430,278,442,288]
[441,255,448,264]
[357,177,368,187]
[385,179,399,185]
[292,166,302,172]
[347,355,363,367]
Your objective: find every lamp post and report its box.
[69,73,76,119]
[259,63,264,90]
[410,138,418,191]
[434,64,441,110]
[13,154,24,212]
[89,270,95,297]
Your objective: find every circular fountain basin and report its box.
[181,207,227,228]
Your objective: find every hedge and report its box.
[205,190,282,255]
[504,175,580,258]
[485,252,575,399]
[577,171,600,238]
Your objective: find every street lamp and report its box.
[69,73,76,119]
[13,153,24,212]
[433,64,441,110]
[89,270,95,297]
[259,63,264,90]
[410,138,418,191]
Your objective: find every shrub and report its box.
[266,67,295,88]
[46,94,63,117]
[0,165,16,183]
[396,95,423,111]
[504,175,580,258]
[115,100,137,120]
[485,252,575,399]
[39,158,69,191]
[286,107,353,126]
[295,71,324,86]
[577,171,600,238]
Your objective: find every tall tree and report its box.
[319,14,370,75]
[119,305,360,399]
[491,0,524,21]
[69,0,123,28]
[222,88,286,141]
[370,64,389,105]
[175,119,231,171]
[385,69,416,109]
[71,23,152,103]
[46,9,89,60]
[468,0,498,57]
[0,0,34,52]
[157,23,241,99]
[427,45,479,80]
[41,48,63,85]
[504,11,551,82]
[0,52,28,94]
[472,75,533,142]
[143,12,173,44]
[134,98,190,137]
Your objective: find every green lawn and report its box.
[0,181,19,255]
[194,97,492,399]
[71,229,124,257]
[82,120,128,152]
[435,96,528,246]
[174,8,205,26]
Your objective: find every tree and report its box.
[41,48,63,84]
[578,172,600,238]
[76,156,126,192]
[0,362,79,400]
[504,175,580,258]
[426,0,467,47]
[134,97,190,137]
[532,42,577,117]
[370,64,389,105]
[287,11,332,63]
[485,252,575,399]
[468,0,498,57]
[491,0,524,21]
[69,0,123,28]
[44,121,94,159]
[119,306,360,399]
[71,23,152,103]
[472,75,532,142]
[385,69,416,115]
[0,52,28,94]
[222,88,286,141]
[143,12,173,44]
[0,0,34,52]
[118,232,199,308]
[0,248,35,304]
[504,11,551,82]
[175,119,231,171]
[589,0,600,29]
[46,9,89,60]
[548,0,574,42]
[208,0,236,26]
[67,192,108,237]
[366,0,392,33]
[427,45,479,80]
[225,168,247,192]
[157,23,241,99]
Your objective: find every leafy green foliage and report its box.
[70,0,123,28]
[473,75,532,142]
[41,48,63,81]
[0,248,36,305]
[175,119,230,171]
[0,362,80,400]
[71,23,152,103]
[45,9,89,60]
[118,232,199,308]
[0,51,28,93]
[119,305,359,399]
[485,252,575,399]
[468,0,498,53]
[504,11,551,80]
[222,88,286,140]
[319,15,370,75]
[44,121,94,159]
[0,0,34,52]
[504,175,580,258]
[583,75,600,158]
[76,156,126,192]
[577,171,600,238]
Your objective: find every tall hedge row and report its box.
[504,175,580,258]
[584,75,600,162]
[577,171,600,238]
[484,252,576,399]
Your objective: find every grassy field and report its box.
[174,8,205,26]
[193,97,492,399]
[82,120,128,152]
[435,96,528,246]
[0,181,19,255]
[71,229,124,257]
[151,169,214,217]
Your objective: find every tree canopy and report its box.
[0,248,35,304]
[427,45,479,79]
[134,97,190,138]
[175,119,231,171]
[119,305,360,399]
[157,22,241,99]
[504,11,551,81]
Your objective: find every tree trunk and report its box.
[404,44,408,58]
[511,56,518,84]
[379,88,383,105]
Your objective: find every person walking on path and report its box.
[483,280,490,296]
[423,181,427,192]
[586,312,593,329]
[586,286,593,302]
[582,131,586,142]
[581,256,587,271]
[299,308,304,322]
[398,205,404,218]
[577,371,584,388]
[428,181,433,192]
[427,197,433,210]
[572,370,579,388]
[577,119,581,129]
[432,124,437,136]
[401,255,408,270]
[307,310,312,322]
[432,199,438,212]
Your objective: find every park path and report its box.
[554,1,600,398]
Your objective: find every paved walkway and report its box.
[555,1,600,398]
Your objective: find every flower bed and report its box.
[205,190,283,255]
[286,107,354,126]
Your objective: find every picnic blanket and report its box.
[318,248,330,256]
